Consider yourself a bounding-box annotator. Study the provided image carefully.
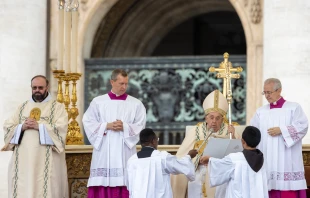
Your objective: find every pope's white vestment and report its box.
[171,90,233,198]
[171,122,229,198]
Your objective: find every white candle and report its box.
[57,0,64,70]
[70,2,78,73]
[64,1,71,73]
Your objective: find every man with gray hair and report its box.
[83,69,146,198]
[250,78,308,198]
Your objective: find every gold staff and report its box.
[209,52,243,139]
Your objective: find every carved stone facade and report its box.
[92,0,239,57]
[244,0,262,24]
[66,146,93,198]
[48,0,264,125]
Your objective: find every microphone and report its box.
[197,128,214,153]
[194,128,215,170]
[208,128,214,137]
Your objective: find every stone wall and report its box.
[0,1,48,197]
[263,0,310,143]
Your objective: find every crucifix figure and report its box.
[209,52,243,138]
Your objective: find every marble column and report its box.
[0,0,47,197]
[263,1,310,143]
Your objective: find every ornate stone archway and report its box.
[91,0,237,57]
[49,0,263,123]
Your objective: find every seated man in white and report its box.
[200,126,268,198]
[126,128,197,198]
[171,90,237,198]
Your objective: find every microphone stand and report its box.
[197,128,214,152]
[194,128,214,169]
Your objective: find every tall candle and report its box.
[70,1,79,73]
[57,0,65,70]
[64,1,71,73]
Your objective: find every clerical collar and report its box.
[30,92,51,103]
[270,97,285,109]
[137,146,155,158]
[242,149,264,172]
[143,146,156,149]
[108,91,128,100]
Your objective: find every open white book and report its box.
[203,138,243,159]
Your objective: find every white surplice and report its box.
[126,150,195,198]
[171,122,229,198]
[250,101,308,190]
[208,152,268,198]
[83,94,146,187]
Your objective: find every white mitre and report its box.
[202,90,228,116]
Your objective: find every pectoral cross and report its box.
[29,108,41,121]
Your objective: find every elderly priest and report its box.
[171,90,236,198]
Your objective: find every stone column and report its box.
[0,0,47,196]
[264,1,310,143]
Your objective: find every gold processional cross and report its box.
[209,52,243,138]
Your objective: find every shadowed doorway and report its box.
[152,11,246,56]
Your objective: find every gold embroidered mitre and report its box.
[202,90,228,116]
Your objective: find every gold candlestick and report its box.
[54,1,83,145]
[63,74,71,116]
[66,73,83,145]
[52,70,65,103]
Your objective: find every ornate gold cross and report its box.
[209,52,243,133]
[209,52,243,99]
